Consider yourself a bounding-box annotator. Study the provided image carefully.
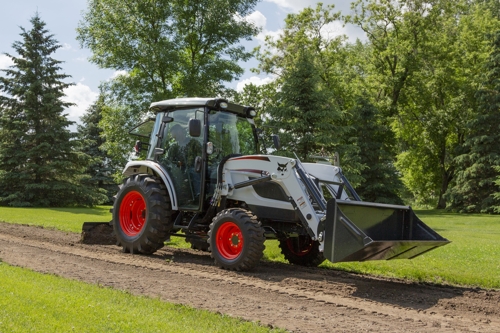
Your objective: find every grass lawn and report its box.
[0,206,499,289]
[0,206,111,233]
[0,263,284,333]
[264,210,500,289]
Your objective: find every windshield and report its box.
[208,111,257,157]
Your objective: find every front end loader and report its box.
[82,98,449,271]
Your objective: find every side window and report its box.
[160,109,204,209]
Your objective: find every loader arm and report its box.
[220,155,450,264]
[221,155,325,245]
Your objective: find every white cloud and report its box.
[110,70,128,79]
[0,54,14,70]
[62,83,99,131]
[246,10,267,29]
[255,1,365,48]
[236,75,274,92]
[59,43,73,51]
[320,21,347,42]
[245,10,282,45]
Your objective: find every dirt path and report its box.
[0,222,498,332]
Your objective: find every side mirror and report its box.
[189,118,202,137]
[271,134,281,150]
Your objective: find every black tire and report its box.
[112,174,173,254]
[279,235,326,267]
[208,208,265,271]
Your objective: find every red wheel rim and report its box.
[286,236,313,256]
[216,221,243,260]
[119,191,146,237]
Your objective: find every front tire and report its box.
[113,174,173,254]
[208,208,265,271]
[279,235,325,267]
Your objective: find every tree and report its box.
[77,0,260,166]
[448,30,500,213]
[349,0,500,208]
[0,14,105,207]
[77,94,119,203]
[77,0,259,100]
[256,4,366,182]
[266,49,340,162]
[349,98,404,204]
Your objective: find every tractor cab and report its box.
[131,98,259,211]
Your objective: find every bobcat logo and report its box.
[277,162,288,175]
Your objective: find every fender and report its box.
[122,160,179,210]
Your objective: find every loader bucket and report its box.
[323,199,449,263]
[81,221,115,245]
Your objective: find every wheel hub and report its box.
[119,190,146,237]
[216,221,244,260]
[231,234,240,246]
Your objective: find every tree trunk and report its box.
[437,167,455,209]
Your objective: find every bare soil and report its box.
[0,222,499,333]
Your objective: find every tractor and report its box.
[83,98,449,271]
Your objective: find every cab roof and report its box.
[149,97,255,118]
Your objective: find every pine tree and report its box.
[77,94,118,204]
[0,14,105,206]
[350,98,404,204]
[447,30,500,213]
[267,49,342,162]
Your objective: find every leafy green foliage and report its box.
[348,98,404,204]
[77,0,259,98]
[255,4,360,176]
[266,49,341,161]
[0,14,104,207]
[349,0,500,208]
[448,30,500,213]
[77,94,119,204]
[77,0,260,164]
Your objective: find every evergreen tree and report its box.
[77,94,118,204]
[350,98,404,204]
[0,14,105,206]
[267,49,342,162]
[447,30,500,213]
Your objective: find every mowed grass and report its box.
[0,263,284,333]
[264,210,500,289]
[0,206,111,233]
[0,206,499,289]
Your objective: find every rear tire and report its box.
[208,208,265,271]
[279,235,325,267]
[113,174,173,254]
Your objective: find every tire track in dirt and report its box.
[0,222,498,332]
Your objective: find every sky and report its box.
[0,0,364,130]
